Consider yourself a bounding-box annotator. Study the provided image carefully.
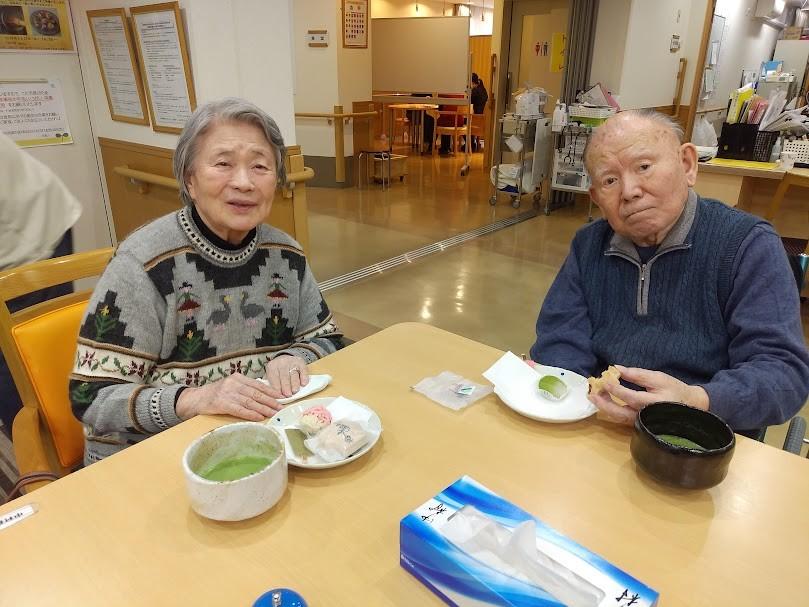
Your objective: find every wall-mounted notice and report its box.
[343,0,367,48]
[0,79,72,147]
[87,8,149,125]
[0,0,74,52]
[130,1,196,134]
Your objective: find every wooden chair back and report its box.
[0,248,113,495]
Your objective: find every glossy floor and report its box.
[308,152,809,454]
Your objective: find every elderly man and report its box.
[530,109,809,437]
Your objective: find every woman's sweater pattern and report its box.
[69,206,341,462]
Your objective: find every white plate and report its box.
[494,364,597,423]
[267,397,383,469]
[257,374,331,405]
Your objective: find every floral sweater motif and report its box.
[69,206,342,463]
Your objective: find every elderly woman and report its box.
[69,98,342,464]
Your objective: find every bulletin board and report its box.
[372,16,469,94]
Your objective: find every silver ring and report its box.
[288,367,299,374]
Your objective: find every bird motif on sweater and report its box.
[240,291,266,326]
[207,294,232,330]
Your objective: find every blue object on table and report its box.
[252,588,308,607]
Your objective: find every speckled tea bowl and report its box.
[182,422,287,521]
[631,401,735,489]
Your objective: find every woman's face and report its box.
[186,120,278,245]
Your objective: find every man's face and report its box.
[587,115,698,246]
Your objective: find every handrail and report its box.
[114,164,313,196]
[295,111,377,119]
[286,167,315,183]
[114,165,178,194]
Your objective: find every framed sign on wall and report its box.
[130,1,196,134]
[342,0,367,49]
[87,8,149,125]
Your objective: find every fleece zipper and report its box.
[606,244,690,316]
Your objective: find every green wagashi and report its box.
[285,428,314,460]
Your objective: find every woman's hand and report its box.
[588,365,709,425]
[175,373,284,421]
[264,354,309,398]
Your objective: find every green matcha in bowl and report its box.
[182,422,287,521]
[631,401,735,489]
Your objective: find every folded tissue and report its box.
[400,476,659,606]
[442,506,604,607]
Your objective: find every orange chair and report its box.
[0,248,113,497]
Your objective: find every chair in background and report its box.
[470,112,486,151]
[392,108,410,145]
[429,106,468,155]
[0,248,113,498]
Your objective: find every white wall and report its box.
[681,0,709,105]
[1,44,111,252]
[337,16,372,155]
[293,0,340,157]
[70,0,296,243]
[371,0,450,18]
[702,0,780,110]
[590,0,631,98]
[617,0,694,109]
[73,0,296,146]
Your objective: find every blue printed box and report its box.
[400,476,659,607]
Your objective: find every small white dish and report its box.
[268,396,382,469]
[257,374,332,405]
[495,364,597,423]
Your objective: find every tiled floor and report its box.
[307,150,809,455]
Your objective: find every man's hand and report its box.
[175,373,285,421]
[587,365,709,425]
[264,354,310,398]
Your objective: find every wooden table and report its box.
[388,103,438,153]
[766,167,809,226]
[1,323,807,606]
[695,161,785,208]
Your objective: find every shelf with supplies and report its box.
[489,114,553,210]
[551,123,594,195]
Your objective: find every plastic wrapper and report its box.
[412,371,493,411]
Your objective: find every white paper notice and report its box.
[133,9,193,130]
[0,80,72,147]
[91,14,145,120]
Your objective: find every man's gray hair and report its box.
[583,109,684,174]
[173,98,287,206]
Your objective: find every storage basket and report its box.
[568,105,616,126]
[783,140,809,168]
[716,123,778,162]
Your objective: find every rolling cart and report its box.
[490,114,552,209]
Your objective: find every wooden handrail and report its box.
[295,111,377,119]
[114,165,178,194]
[286,167,315,183]
[115,164,314,197]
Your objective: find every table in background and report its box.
[388,103,438,153]
[1,323,807,606]
[695,160,785,208]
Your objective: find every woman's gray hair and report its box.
[173,97,287,206]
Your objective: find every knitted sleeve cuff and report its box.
[132,384,185,433]
[270,344,325,365]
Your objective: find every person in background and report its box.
[530,109,809,437]
[0,130,82,436]
[469,73,488,152]
[69,98,343,464]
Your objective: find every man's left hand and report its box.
[588,365,709,425]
